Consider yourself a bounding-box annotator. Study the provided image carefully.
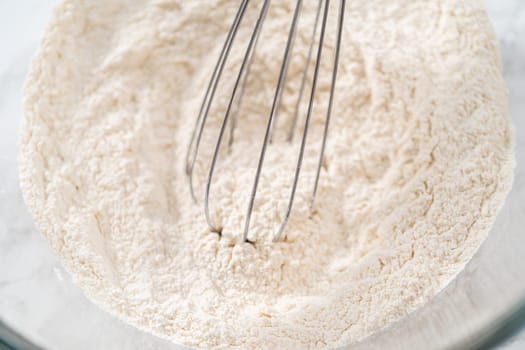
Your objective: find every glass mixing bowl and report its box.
[1,1,524,349]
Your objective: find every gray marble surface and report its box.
[0,1,524,349]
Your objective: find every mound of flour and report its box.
[19,0,514,349]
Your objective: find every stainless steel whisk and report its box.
[185,0,345,243]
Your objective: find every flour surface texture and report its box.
[19,1,514,349]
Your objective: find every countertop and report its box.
[0,1,524,349]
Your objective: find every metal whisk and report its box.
[185,0,345,243]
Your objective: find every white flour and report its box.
[19,0,514,349]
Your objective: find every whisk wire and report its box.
[205,0,272,233]
[311,0,345,208]
[186,0,250,202]
[228,4,265,149]
[288,0,323,142]
[242,0,303,242]
[267,2,302,144]
[188,0,346,242]
[273,0,331,242]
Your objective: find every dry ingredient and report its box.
[19,0,514,349]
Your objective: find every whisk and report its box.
[185,0,345,243]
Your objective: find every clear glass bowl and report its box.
[1,1,524,349]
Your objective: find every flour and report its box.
[19,0,514,349]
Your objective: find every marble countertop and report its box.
[0,1,524,349]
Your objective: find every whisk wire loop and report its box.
[273,0,332,242]
[186,0,250,202]
[205,0,272,233]
[242,0,304,242]
[187,0,346,243]
[311,0,345,209]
